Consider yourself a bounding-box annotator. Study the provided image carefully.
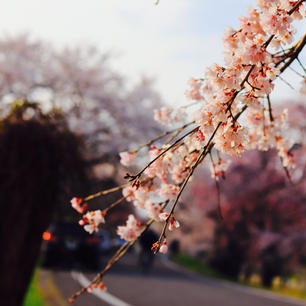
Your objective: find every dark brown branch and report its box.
[288,0,305,15]
[266,95,274,122]
[234,105,248,122]
[280,34,306,73]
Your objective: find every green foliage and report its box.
[174,252,225,279]
[23,269,44,306]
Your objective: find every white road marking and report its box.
[71,271,133,306]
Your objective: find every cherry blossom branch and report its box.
[83,177,154,203]
[154,122,222,253]
[279,34,306,73]
[234,105,248,122]
[226,15,306,118]
[69,201,169,303]
[69,241,130,303]
[225,65,255,115]
[125,126,199,182]
[288,0,305,15]
[155,104,251,250]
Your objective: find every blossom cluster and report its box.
[184,0,305,165]
[117,214,142,241]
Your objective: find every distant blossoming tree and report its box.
[66,0,306,301]
[0,35,163,154]
[205,148,305,284]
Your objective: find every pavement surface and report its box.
[49,253,306,306]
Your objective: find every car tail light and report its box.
[42,231,57,241]
[86,236,100,244]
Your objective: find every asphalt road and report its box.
[51,254,306,306]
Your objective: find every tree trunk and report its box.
[0,121,60,306]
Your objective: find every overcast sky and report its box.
[0,0,304,106]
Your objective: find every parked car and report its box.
[41,222,101,270]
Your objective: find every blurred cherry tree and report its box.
[0,34,163,155]
[184,100,305,285]
[173,102,306,286]
[208,150,305,285]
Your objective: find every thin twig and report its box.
[180,100,202,109]
[132,121,195,153]
[278,75,296,91]
[296,57,306,75]
[84,184,128,202]
[103,196,126,214]
[288,65,305,78]
[234,105,248,122]
[280,34,306,73]
[165,121,196,145]
[126,126,199,181]
[84,177,152,202]
[282,161,294,185]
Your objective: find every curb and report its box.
[39,269,68,306]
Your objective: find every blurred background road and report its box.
[48,254,305,306]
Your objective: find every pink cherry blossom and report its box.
[159,183,179,200]
[185,78,203,101]
[81,210,105,234]
[159,240,168,254]
[119,151,136,167]
[117,214,141,241]
[70,197,87,214]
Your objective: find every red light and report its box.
[43,231,51,241]
[86,236,99,244]
[42,231,57,241]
